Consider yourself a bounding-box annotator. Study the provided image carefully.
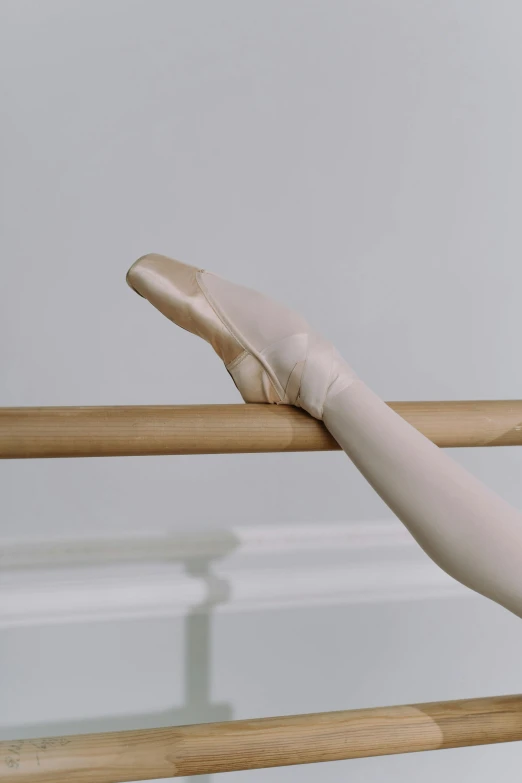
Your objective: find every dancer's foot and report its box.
[127,254,355,419]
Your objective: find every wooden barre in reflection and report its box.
[2,694,522,782]
[1,400,522,459]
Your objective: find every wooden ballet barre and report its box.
[1,400,522,459]
[2,694,522,782]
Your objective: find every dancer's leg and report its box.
[127,254,522,619]
[323,381,522,617]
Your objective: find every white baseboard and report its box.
[0,521,471,627]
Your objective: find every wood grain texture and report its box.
[1,401,522,459]
[2,694,522,781]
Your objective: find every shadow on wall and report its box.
[1,534,239,783]
[0,521,465,628]
[0,521,468,783]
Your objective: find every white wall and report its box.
[1,1,522,781]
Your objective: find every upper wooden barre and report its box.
[0,401,521,459]
[1,694,521,782]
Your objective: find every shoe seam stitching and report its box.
[226,350,248,371]
[196,271,286,399]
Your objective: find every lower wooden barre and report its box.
[2,694,522,782]
[1,400,522,458]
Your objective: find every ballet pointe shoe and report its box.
[126,254,355,419]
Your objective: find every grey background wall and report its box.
[1,1,522,781]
